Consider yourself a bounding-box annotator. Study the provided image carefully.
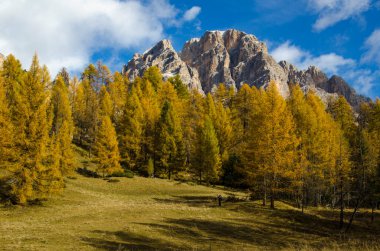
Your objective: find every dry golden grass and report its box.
[0,174,379,250]
[0,148,380,250]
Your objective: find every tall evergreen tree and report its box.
[119,87,144,170]
[143,66,163,91]
[156,100,185,179]
[94,115,123,177]
[140,80,160,166]
[98,85,113,117]
[185,89,206,168]
[72,79,98,153]
[245,82,298,209]
[51,76,74,175]
[1,55,24,118]
[108,72,128,127]
[7,55,62,204]
[232,84,255,137]
[328,96,354,229]
[193,116,221,184]
[168,75,189,99]
[0,77,14,169]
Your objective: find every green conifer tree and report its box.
[194,116,221,184]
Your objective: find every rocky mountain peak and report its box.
[123,29,368,108]
[180,29,274,93]
[123,39,203,92]
[149,39,173,53]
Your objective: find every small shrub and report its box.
[110,170,134,178]
[147,158,154,177]
[125,170,134,178]
[76,167,101,178]
[28,198,47,206]
[110,171,126,177]
[107,179,120,183]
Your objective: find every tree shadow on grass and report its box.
[81,214,380,251]
[82,218,297,250]
[153,195,219,208]
[228,202,380,242]
[137,218,308,249]
[81,230,182,250]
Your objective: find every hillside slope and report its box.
[1,174,379,250]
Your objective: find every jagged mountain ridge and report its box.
[125,29,368,107]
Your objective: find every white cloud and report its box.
[271,40,380,96]
[0,0,199,76]
[271,41,354,74]
[271,41,305,65]
[362,29,380,66]
[183,6,201,22]
[308,0,371,31]
[345,69,379,95]
[305,54,355,73]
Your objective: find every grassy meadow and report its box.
[0,148,380,251]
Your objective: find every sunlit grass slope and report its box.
[0,148,379,250]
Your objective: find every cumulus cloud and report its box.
[308,0,371,31]
[0,0,200,75]
[183,6,201,22]
[345,69,379,95]
[271,41,354,73]
[271,40,379,96]
[362,29,380,66]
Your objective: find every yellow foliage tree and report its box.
[5,54,63,204]
[245,81,298,208]
[51,76,74,175]
[119,86,144,170]
[0,76,14,169]
[94,115,123,177]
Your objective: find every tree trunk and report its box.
[262,177,267,206]
[345,198,360,233]
[301,184,305,213]
[301,191,304,214]
[168,169,171,180]
[314,192,318,207]
[332,185,336,209]
[270,187,275,209]
[371,201,375,223]
[339,181,344,229]
[199,170,202,184]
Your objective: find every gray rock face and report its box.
[122,29,368,108]
[280,62,328,87]
[317,75,370,107]
[180,30,289,96]
[181,31,235,93]
[123,40,203,92]
[279,61,369,106]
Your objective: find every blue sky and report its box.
[0,0,379,98]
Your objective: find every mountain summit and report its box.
[123,29,368,107]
